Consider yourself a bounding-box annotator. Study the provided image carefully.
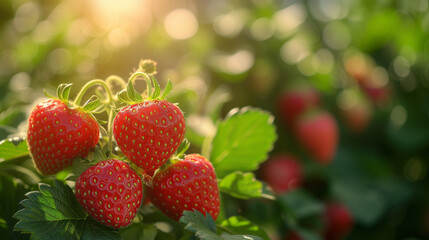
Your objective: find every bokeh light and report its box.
[164,9,198,40]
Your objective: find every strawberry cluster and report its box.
[277,84,338,165]
[26,61,220,229]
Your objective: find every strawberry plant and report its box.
[1,60,277,240]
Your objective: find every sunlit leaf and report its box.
[220,216,269,240]
[14,180,119,240]
[219,172,263,199]
[210,107,276,178]
[0,138,29,161]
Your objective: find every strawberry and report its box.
[260,155,302,194]
[295,111,338,164]
[75,159,143,229]
[324,202,354,240]
[147,154,220,221]
[113,99,186,176]
[278,86,320,129]
[360,83,391,107]
[344,53,391,107]
[27,98,99,175]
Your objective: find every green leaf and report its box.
[57,84,65,101]
[219,216,269,240]
[44,89,56,99]
[0,138,29,161]
[277,190,324,226]
[332,180,386,226]
[291,228,323,240]
[220,233,263,240]
[180,210,221,240]
[61,84,72,102]
[0,107,26,127]
[218,172,262,199]
[0,175,29,240]
[180,210,262,240]
[210,107,276,178]
[175,139,190,158]
[150,75,161,99]
[0,164,40,186]
[14,180,120,240]
[80,219,121,240]
[70,158,94,178]
[117,89,133,104]
[160,80,173,100]
[82,96,101,112]
[57,83,72,103]
[127,78,144,103]
[121,223,158,240]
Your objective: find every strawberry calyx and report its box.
[152,139,190,176]
[144,138,190,189]
[117,69,173,105]
[44,83,74,107]
[44,82,106,116]
[174,138,190,159]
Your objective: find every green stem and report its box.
[107,107,115,151]
[216,225,235,235]
[74,79,117,153]
[128,71,153,99]
[106,75,127,90]
[74,79,115,106]
[261,193,276,201]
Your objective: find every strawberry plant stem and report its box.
[107,107,115,151]
[106,75,127,90]
[73,79,118,152]
[128,72,153,99]
[74,80,115,106]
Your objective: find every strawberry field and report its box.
[1,1,429,240]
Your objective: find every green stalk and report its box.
[73,79,117,152]
[74,79,115,106]
[128,72,153,100]
[107,107,115,151]
[106,75,127,91]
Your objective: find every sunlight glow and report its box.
[164,9,198,40]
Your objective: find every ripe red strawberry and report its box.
[295,111,338,164]
[324,202,354,240]
[147,154,220,221]
[113,100,186,176]
[75,159,143,229]
[360,83,391,107]
[344,54,391,107]
[278,86,320,129]
[260,155,302,194]
[27,98,99,175]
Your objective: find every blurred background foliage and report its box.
[1,0,429,239]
